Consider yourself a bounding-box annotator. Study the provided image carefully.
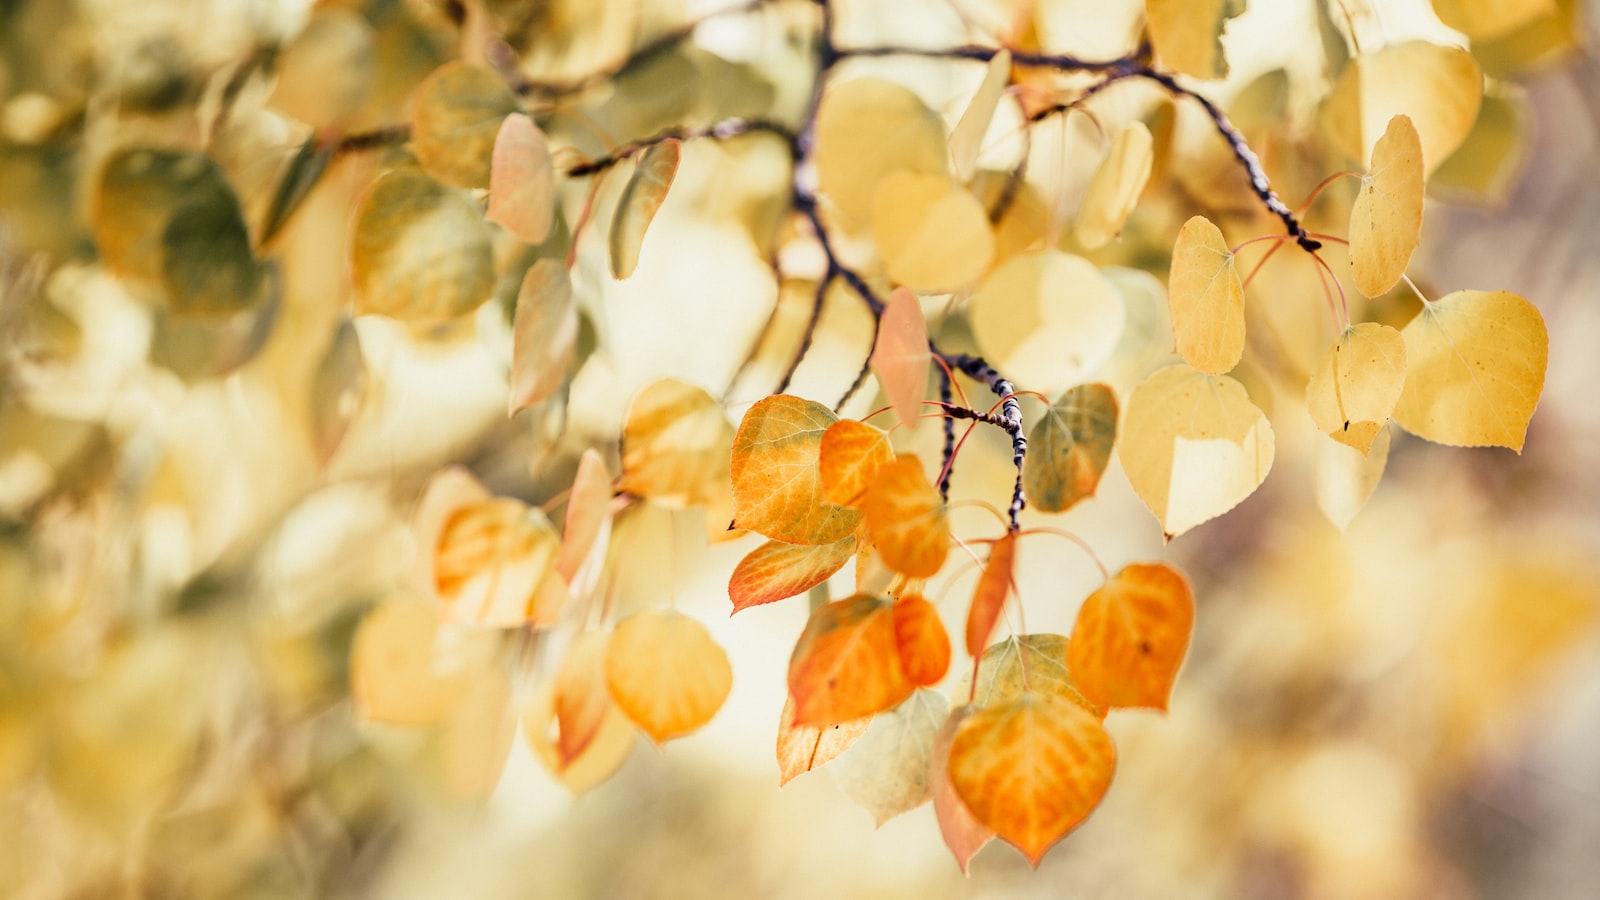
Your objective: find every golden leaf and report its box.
[1067,563,1194,712]
[1145,0,1248,80]
[861,455,949,579]
[728,535,858,613]
[1323,41,1483,173]
[508,259,577,415]
[609,139,681,279]
[814,77,949,229]
[1168,215,1244,375]
[618,378,734,509]
[1350,115,1425,299]
[1305,323,1407,454]
[870,171,995,292]
[731,395,862,545]
[351,167,493,323]
[868,287,931,430]
[410,61,521,189]
[605,609,732,743]
[1075,121,1154,250]
[788,595,911,726]
[971,250,1125,393]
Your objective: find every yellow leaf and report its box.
[1431,85,1529,206]
[788,595,911,726]
[829,688,949,825]
[1323,41,1482,173]
[1470,0,1579,76]
[728,535,858,614]
[731,395,863,545]
[555,449,613,589]
[868,287,931,430]
[609,139,680,280]
[1119,364,1275,538]
[350,600,471,727]
[508,259,577,414]
[1431,0,1555,41]
[1145,0,1248,80]
[618,378,734,509]
[870,171,995,292]
[1392,290,1547,451]
[1067,563,1194,712]
[431,497,562,628]
[486,112,555,245]
[1306,323,1407,454]
[971,250,1125,393]
[931,707,996,874]
[947,693,1117,867]
[815,78,949,229]
[818,419,895,507]
[605,609,732,743]
[309,317,366,468]
[970,169,1049,264]
[1023,383,1118,513]
[1350,115,1425,299]
[1314,426,1390,530]
[862,455,949,579]
[949,49,1012,182]
[775,694,870,786]
[410,61,521,190]
[351,167,493,323]
[523,678,637,794]
[552,629,613,766]
[960,634,1098,715]
[436,665,515,801]
[1168,215,1245,374]
[1075,122,1154,250]
[267,8,374,129]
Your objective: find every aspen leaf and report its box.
[971,250,1125,393]
[731,395,862,545]
[1431,0,1555,41]
[949,49,1011,182]
[932,707,996,874]
[893,595,952,687]
[1075,122,1154,250]
[1324,41,1482,173]
[487,112,555,245]
[1470,0,1579,76]
[1067,563,1194,712]
[729,535,858,613]
[819,419,895,507]
[962,634,1098,715]
[775,694,870,786]
[870,171,994,292]
[555,449,613,588]
[351,167,493,324]
[1119,364,1275,538]
[437,666,515,800]
[431,497,562,628]
[309,317,366,467]
[1306,323,1407,454]
[609,139,680,279]
[1315,426,1390,530]
[1168,215,1245,374]
[868,287,931,430]
[971,169,1050,264]
[1023,383,1118,514]
[967,533,1017,657]
[1145,0,1248,80]
[618,378,734,509]
[350,600,469,727]
[410,61,520,189]
[947,693,1117,867]
[1431,86,1528,205]
[268,8,374,129]
[262,135,336,243]
[1392,290,1547,451]
[788,595,912,726]
[553,629,614,765]
[830,688,949,825]
[508,259,577,414]
[815,78,949,227]
[1349,115,1425,299]
[861,455,949,580]
[605,609,732,743]
[523,679,636,794]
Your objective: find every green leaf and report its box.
[1023,384,1118,514]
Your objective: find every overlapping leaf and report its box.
[931,708,996,873]
[868,287,931,430]
[775,695,870,786]
[618,378,734,509]
[605,609,732,743]
[523,677,636,794]
[971,250,1125,393]
[553,629,613,765]
[949,49,1012,182]
[893,595,952,687]
[814,77,950,227]
[351,167,493,323]
[1067,563,1194,712]
[487,112,555,245]
[430,497,563,628]
[1306,323,1407,454]
[1023,383,1118,513]
[1075,122,1154,250]
[555,449,613,588]
[609,139,681,279]
[829,688,949,825]
[862,455,949,579]
[788,595,911,726]
[1433,0,1556,44]
[1145,0,1248,80]
[1315,426,1391,530]
[731,395,862,545]
[1392,290,1547,451]
[410,61,521,189]
[963,634,1098,714]
[967,533,1018,657]
[509,259,577,414]
[1168,215,1245,374]
[1324,41,1483,172]
[729,535,858,613]
[1349,115,1425,299]
[819,420,895,507]
[350,600,470,726]
[870,171,995,292]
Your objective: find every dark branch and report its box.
[565,118,799,177]
[941,353,1027,531]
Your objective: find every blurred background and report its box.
[2,0,1598,897]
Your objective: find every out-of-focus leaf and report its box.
[868,287,931,430]
[1145,0,1248,80]
[262,135,336,243]
[523,677,636,794]
[605,609,731,743]
[410,61,520,189]
[971,250,1125,393]
[1323,41,1482,173]
[608,139,680,280]
[967,534,1017,658]
[1305,323,1407,454]
[950,49,1012,182]
[1168,215,1244,374]
[1023,383,1118,513]
[731,395,862,545]
[351,167,494,323]
[437,665,515,800]
[1075,122,1154,250]
[1392,290,1547,451]
[1470,0,1579,76]
[815,77,949,228]
[1314,426,1391,530]
[617,378,734,509]
[487,112,555,245]
[1431,86,1529,205]
[829,688,949,825]
[553,629,613,765]
[350,599,471,726]
[861,455,948,580]
[730,535,858,613]
[893,594,952,687]
[431,497,563,628]
[1431,0,1555,41]
[1349,115,1424,299]
[776,694,870,786]
[870,171,994,292]
[932,707,996,874]
[819,419,895,507]
[1119,364,1275,538]
[556,449,613,588]
[268,8,375,128]
[309,317,366,467]
[788,594,911,726]
[1067,563,1194,712]
[508,259,577,415]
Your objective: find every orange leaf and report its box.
[522,678,637,794]
[605,609,732,743]
[729,535,858,613]
[862,455,949,579]
[869,286,931,430]
[555,448,613,589]
[1068,563,1193,711]
[819,419,895,507]
[618,378,734,509]
[932,707,996,874]
[788,594,912,726]
[486,112,554,244]
[350,599,472,727]
[775,694,871,786]
[893,594,951,686]
[947,693,1117,867]
[553,629,612,765]
[731,395,863,545]
[967,533,1018,657]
